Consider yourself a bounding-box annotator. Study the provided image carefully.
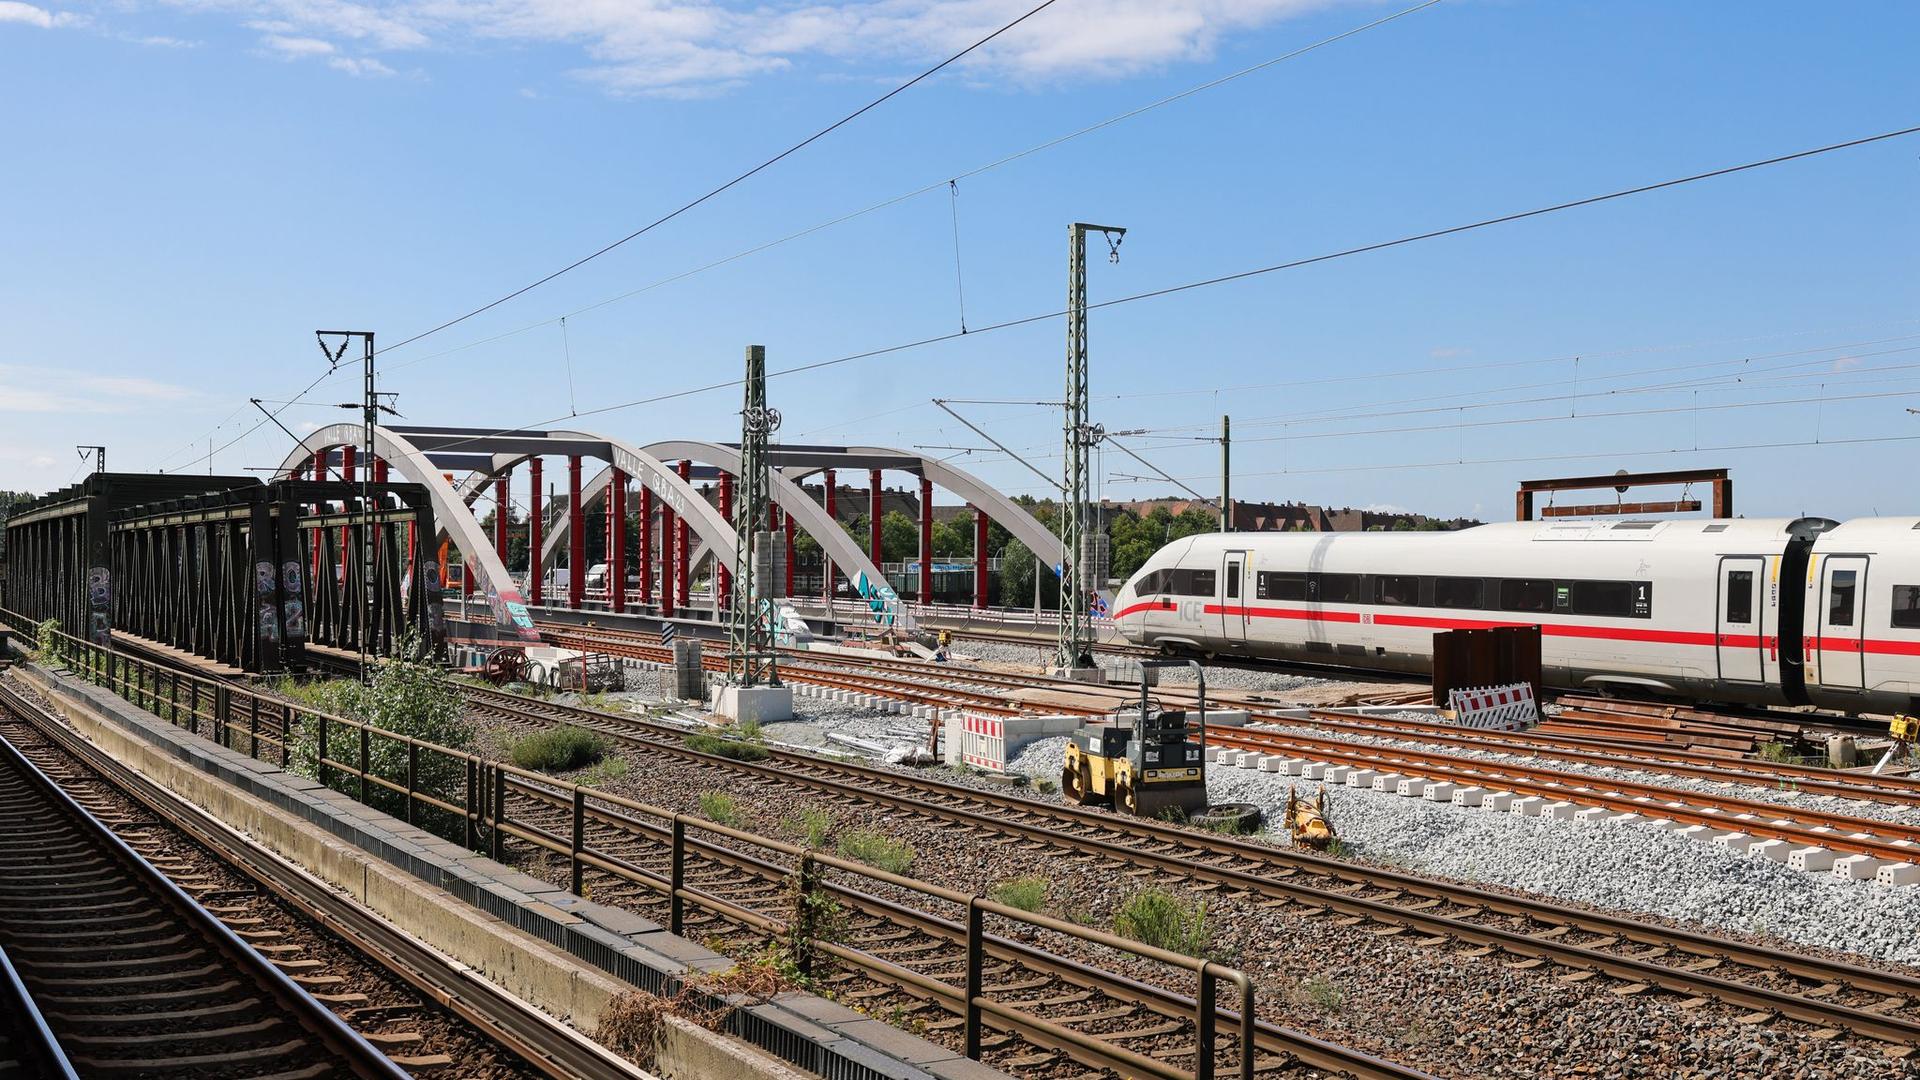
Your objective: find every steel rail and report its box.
[490,771,1424,1080]
[461,684,1920,1042]
[0,703,414,1080]
[0,682,641,1080]
[0,940,77,1079]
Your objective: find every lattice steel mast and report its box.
[1060,223,1124,672]
[727,344,781,688]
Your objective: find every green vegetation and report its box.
[576,756,630,788]
[507,725,608,772]
[790,806,832,848]
[1299,976,1344,1012]
[836,829,915,875]
[287,637,471,839]
[697,791,740,826]
[33,618,60,661]
[685,724,770,762]
[1113,887,1211,958]
[990,875,1048,912]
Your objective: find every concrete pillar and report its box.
[973,504,989,608]
[918,474,933,602]
[675,460,691,609]
[567,455,584,610]
[611,469,627,613]
[716,470,732,608]
[869,468,883,567]
[528,458,544,607]
[822,468,836,603]
[638,485,653,609]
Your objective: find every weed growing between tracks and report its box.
[790,805,832,847]
[507,725,608,771]
[697,791,741,826]
[685,718,770,762]
[991,874,1049,912]
[1113,887,1212,958]
[836,828,915,875]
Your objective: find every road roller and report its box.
[1061,660,1210,819]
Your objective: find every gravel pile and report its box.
[953,638,1366,695]
[760,695,932,755]
[1258,719,1920,831]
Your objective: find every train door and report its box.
[1819,556,1869,690]
[1216,551,1248,646]
[1716,557,1764,684]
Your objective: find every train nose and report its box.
[1113,588,1145,641]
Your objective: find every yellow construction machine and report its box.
[1062,660,1210,819]
[1283,786,1337,850]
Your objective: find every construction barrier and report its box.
[1447,682,1538,730]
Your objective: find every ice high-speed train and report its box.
[1111,517,1920,714]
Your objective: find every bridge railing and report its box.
[2,610,1261,1080]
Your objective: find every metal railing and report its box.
[5,610,1261,1080]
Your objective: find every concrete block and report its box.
[1714,832,1759,853]
[712,684,794,724]
[1876,862,1920,886]
[1789,847,1839,872]
[1451,787,1486,807]
[1422,783,1458,802]
[1674,825,1717,841]
[1750,839,1793,861]
[1284,758,1310,776]
[1483,792,1517,812]
[1204,746,1223,763]
[1641,818,1682,831]
[1255,755,1283,772]
[1345,769,1378,788]
[1301,763,1329,780]
[1216,750,1243,767]
[1832,855,1884,881]
[1393,777,1428,797]
[1325,766,1353,783]
[1509,796,1546,816]
[1238,753,1266,770]
[1574,807,1616,825]
[1539,802,1576,821]
[1372,773,1408,792]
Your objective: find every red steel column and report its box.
[611,469,628,613]
[716,471,733,608]
[918,475,933,602]
[339,445,356,584]
[639,486,654,609]
[822,469,836,603]
[974,505,989,608]
[868,469,883,568]
[659,492,676,620]
[675,460,691,609]
[528,458,544,607]
[567,456,584,610]
[784,512,796,598]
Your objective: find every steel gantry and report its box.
[1061,223,1124,671]
[727,346,780,688]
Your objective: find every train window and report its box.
[1313,573,1358,603]
[1134,570,1166,596]
[1571,580,1648,619]
[1168,568,1216,596]
[1829,570,1857,627]
[1724,573,1753,624]
[1499,578,1555,613]
[1432,576,1484,609]
[1256,571,1305,601]
[1374,575,1420,606]
[1225,563,1241,600]
[1894,586,1920,630]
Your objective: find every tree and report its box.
[997,540,1060,609]
[879,510,918,563]
[931,517,971,558]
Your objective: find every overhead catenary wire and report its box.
[383,0,1445,374]
[376,0,1068,359]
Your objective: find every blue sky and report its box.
[2,1,1916,522]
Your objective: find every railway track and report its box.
[459,683,1920,1051]
[0,678,639,1080]
[0,701,410,1079]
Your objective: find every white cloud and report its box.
[327,53,393,76]
[143,0,1359,95]
[0,2,85,29]
[0,365,196,414]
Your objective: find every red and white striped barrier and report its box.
[961,713,1007,772]
[1446,683,1538,730]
